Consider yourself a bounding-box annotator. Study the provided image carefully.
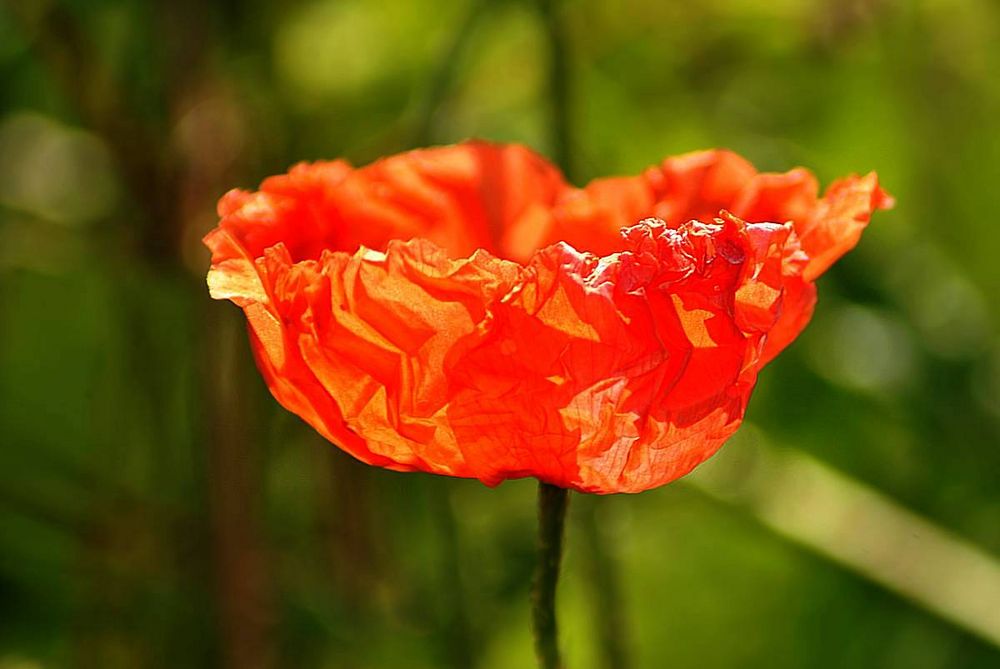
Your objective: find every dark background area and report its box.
[1,0,999,667]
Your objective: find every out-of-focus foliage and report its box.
[0,0,998,667]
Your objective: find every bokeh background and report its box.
[2,0,999,667]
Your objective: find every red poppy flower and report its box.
[204,141,892,493]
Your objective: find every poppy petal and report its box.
[797,172,894,281]
[204,141,892,493]
[446,215,806,492]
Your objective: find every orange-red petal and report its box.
[204,141,892,493]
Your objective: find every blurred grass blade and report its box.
[690,440,1000,648]
[413,0,492,145]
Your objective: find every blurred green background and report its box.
[1,0,999,667]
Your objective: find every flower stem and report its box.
[532,482,569,669]
[533,3,573,668]
[537,0,574,180]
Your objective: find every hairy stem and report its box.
[532,482,569,669]
[537,0,574,179]
[532,3,574,668]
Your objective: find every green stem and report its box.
[532,4,573,668]
[537,0,574,180]
[532,482,569,669]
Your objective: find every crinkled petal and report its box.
[446,216,805,492]
[204,141,892,493]
[796,172,894,281]
[244,239,524,476]
[535,149,759,256]
[208,213,808,493]
[205,142,569,271]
